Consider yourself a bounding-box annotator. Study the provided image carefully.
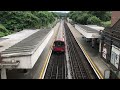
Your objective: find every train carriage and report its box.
[53,21,65,53]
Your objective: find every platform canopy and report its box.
[75,24,102,38]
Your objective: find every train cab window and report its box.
[54,41,64,47]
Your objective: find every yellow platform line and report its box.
[39,23,60,79]
[78,42,104,79]
[39,48,52,79]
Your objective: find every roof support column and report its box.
[92,38,97,48]
[1,67,7,79]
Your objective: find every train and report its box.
[52,21,65,53]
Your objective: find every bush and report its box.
[0,24,9,36]
[77,13,92,24]
[100,21,111,27]
[32,11,55,28]
[0,24,9,35]
[87,16,101,25]
[0,11,56,37]
[0,32,5,37]
[0,11,56,30]
[0,24,8,33]
[68,11,111,25]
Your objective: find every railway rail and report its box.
[44,20,98,79]
[64,22,98,79]
[44,21,67,79]
[44,53,67,79]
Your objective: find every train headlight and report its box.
[11,60,16,63]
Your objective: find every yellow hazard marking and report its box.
[78,43,104,79]
[39,48,52,79]
[39,23,60,79]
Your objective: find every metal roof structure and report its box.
[75,24,101,38]
[79,25,99,33]
[1,29,51,57]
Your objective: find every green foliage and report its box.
[76,13,92,24]
[0,32,5,37]
[35,11,55,27]
[51,12,59,17]
[0,11,56,37]
[0,24,9,37]
[87,16,101,25]
[100,21,111,28]
[0,11,40,30]
[53,12,67,18]
[0,24,8,33]
[87,11,111,21]
[68,11,111,26]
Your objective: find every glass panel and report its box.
[54,41,64,47]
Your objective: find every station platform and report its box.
[67,22,110,79]
[0,28,54,69]
[3,22,60,79]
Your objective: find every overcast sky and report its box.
[49,11,70,13]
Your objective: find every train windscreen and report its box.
[54,41,64,47]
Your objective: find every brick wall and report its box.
[111,11,120,26]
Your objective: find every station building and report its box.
[100,11,120,78]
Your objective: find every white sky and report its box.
[49,11,70,13]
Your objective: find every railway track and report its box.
[44,21,67,79]
[44,21,98,79]
[44,53,67,79]
[64,22,98,79]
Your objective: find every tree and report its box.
[0,11,57,37]
[0,24,9,37]
[67,11,111,25]
[87,11,111,21]
[87,16,101,25]
[0,11,40,30]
